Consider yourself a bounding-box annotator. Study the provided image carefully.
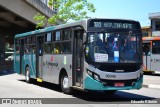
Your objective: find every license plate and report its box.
[114,82,124,87]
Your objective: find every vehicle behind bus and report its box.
[143,37,160,74]
[14,18,143,94]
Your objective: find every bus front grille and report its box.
[98,64,140,72]
[101,79,137,87]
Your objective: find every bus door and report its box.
[20,38,25,74]
[150,40,160,73]
[143,42,151,71]
[73,29,84,87]
[36,36,44,79]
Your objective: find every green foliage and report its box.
[34,0,96,28]
[33,13,47,28]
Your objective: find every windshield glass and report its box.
[86,32,142,63]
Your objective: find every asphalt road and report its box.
[0,71,160,106]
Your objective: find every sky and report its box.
[88,0,160,27]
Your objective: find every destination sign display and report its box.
[89,20,139,29]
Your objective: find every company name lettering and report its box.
[43,61,58,67]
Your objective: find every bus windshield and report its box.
[86,32,142,63]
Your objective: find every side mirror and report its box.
[83,32,87,44]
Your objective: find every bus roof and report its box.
[15,18,140,38]
[15,20,88,38]
[143,36,160,41]
[15,26,55,38]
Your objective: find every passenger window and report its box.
[62,29,71,40]
[44,43,52,53]
[15,39,20,45]
[55,31,61,41]
[143,43,150,55]
[25,36,30,44]
[25,45,30,54]
[152,41,160,54]
[16,46,20,54]
[31,36,36,44]
[54,43,61,54]
[45,32,52,42]
[61,42,71,54]
[52,32,56,41]
[152,48,160,54]
[30,45,36,54]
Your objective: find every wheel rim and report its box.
[63,76,69,89]
[26,69,29,81]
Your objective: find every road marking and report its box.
[148,84,160,89]
[143,84,160,89]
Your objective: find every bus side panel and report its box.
[42,54,72,85]
[14,54,25,75]
[23,54,36,78]
[30,54,36,78]
[22,55,27,75]
[143,55,151,71]
[41,54,55,83]
[151,54,160,73]
[17,55,25,75]
[143,55,147,70]
[14,54,20,74]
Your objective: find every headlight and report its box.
[86,69,100,81]
[93,73,100,81]
[137,73,143,80]
[137,73,140,79]
[87,70,93,77]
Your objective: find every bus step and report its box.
[72,86,84,91]
[37,78,43,82]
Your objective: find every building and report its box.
[141,26,151,37]
[149,12,160,37]
[0,0,55,71]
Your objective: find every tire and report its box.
[25,67,31,83]
[61,74,72,94]
[104,90,117,95]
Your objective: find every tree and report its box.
[34,0,96,28]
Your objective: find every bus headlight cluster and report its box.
[87,70,93,77]
[137,73,143,80]
[87,70,100,81]
[94,74,100,81]
[137,74,140,79]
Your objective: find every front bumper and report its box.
[84,75,143,90]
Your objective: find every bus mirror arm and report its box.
[83,41,87,45]
[80,46,84,57]
[83,33,87,44]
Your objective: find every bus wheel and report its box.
[104,90,117,95]
[61,74,72,94]
[25,67,31,83]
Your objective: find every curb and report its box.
[0,70,14,76]
[143,84,160,90]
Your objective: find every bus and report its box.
[143,36,160,74]
[14,18,143,94]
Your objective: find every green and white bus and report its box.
[14,18,143,94]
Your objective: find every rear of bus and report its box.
[143,37,160,74]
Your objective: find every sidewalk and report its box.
[143,74,160,90]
